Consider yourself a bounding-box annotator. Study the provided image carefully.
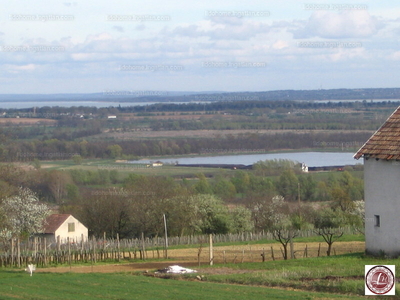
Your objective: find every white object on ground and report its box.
[25,264,36,276]
[157,265,197,274]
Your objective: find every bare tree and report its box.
[313,208,346,256]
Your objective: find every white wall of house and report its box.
[54,215,88,243]
[364,158,400,257]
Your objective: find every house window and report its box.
[68,222,75,232]
[374,215,380,227]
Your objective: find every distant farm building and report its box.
[42,214,88,244]
[152,161,164,167]
[107,115,117,119]
[354,106,400,257]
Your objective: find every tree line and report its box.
[1,131,371,162]
[0,161,364,258]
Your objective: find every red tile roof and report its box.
[354,106,400,160]
[43,214,71,234]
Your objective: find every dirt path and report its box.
[37,261,200,273]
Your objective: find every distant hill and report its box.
[0,91,223,102]
[0,88,399,103]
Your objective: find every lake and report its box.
[0,101,180,109]
[131,152,361,167]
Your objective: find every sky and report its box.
[0,0,399,94]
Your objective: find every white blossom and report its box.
[0,187,50,238]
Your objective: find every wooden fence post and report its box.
[261,248,265,262]
[11,238,14,267]
[141,232,146,260]
[92,236,96,264]
[44,238,47,266]
[17,237,20,268]
[117,233,120,262]
[209,234,213,266]
[68,237,71,268]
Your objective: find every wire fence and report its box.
[0,226,361,268]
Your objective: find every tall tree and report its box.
[276,169,299,201]
[0,187,50,240]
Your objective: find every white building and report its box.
[152,161,164,167]
[42,214,88,244]
[354,106,400,257]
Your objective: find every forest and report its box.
[0,100,396,162]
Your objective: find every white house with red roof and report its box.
[354,106,400,257]
[43,214,88,243]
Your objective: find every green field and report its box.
[36,157,362,181]
[0,269,367,300]
[0,251,397,299]
[38,159,236,178]
[202,253,399,297]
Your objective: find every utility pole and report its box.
[298,182,301,205]
[163,214,168,259]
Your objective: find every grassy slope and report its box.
[201,253,399,296]
[0,270,366,300]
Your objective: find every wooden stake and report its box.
[44,238,47,266]
[163,214,168,259]
[141,232,146,260]
[209,234,213,265]
[117,233,120,262]
[68,237,71,269]
[17,237,20,268]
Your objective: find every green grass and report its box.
[158,233,364,251]
[0,269,368,300]
[201,253,399,296]
[38,159,236,177]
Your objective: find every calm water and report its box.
[132,152,361,167]
[0,101,169,109]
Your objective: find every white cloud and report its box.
[5,64,37,73]
[0,1,399,92]
[112,26,124,32]
[171,17,270,40]
[389,51,400,61]
[272,40,288,49]
[293,10,384,39]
